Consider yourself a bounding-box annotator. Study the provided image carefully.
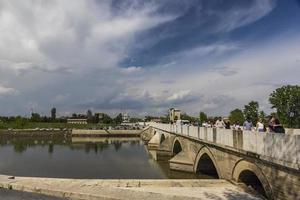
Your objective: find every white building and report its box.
[169,108,181,123]
[122,113,130,123]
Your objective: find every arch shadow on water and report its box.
[238,170,267,198]
[172,139,182,155]
[160,134,166,144]
[232,160,272,199]
[196,153,219,178]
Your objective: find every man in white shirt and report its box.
[256,119,265,132]
[215,117,225,128]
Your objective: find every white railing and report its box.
[147,122,299,168]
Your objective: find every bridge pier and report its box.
[145,129,173,161]
[169,151,194,172]
[147,132,160,150]
[140,127,155,144]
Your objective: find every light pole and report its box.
[289,111,294,128]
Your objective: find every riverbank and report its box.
[0,128,143,138]
[0,175,261,200]
[72,129,142,137]
[0,129,70,138]
[0,122,141,130]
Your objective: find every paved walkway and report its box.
[0,175,262,200]
[0,188,65,200]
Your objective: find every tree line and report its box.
[199,85,300,128]
[0,109,143,126]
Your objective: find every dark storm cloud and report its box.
[122,0,276,67]
[1,0,300,117]
[75,89,201,112]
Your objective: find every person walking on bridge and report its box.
[256,119,265,133]
[215,117,225,128]
[243,118,253,131]
[272,118,285,134]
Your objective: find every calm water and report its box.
[0,136,210,179]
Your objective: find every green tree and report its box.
[51,107,56,120]
[199,112,208,123]
[243,101,259,124]
[86,109,93,123]
[181,113,197,122]
[31,113,41,122]
[15,116,28,129]
[114,113,123,124]
[160,115,170,123]
[259,111,267,124]
[130,117,143,123]
[145,116,156,122]
[229,109,244,125]
[102,113,113,124]
[269,85,300,128]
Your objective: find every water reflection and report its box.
[0,136,211,179]
[0,137,66,154]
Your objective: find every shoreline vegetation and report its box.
[0,122,123,130]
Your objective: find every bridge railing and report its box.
[148,122,299,168]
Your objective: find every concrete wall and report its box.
[72,129,142,136]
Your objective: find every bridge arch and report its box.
[172,138,183,155]
[232,160,273,199]
[193,146,220,178]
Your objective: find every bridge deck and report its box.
[149,123,300,171]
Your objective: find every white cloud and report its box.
[214,0,276,32]
[167,90,191,101]
[0,85,18,95]
[121,66,143,74]
[132,32,300,116]
[0,0,174,73]
[0,0,297,117]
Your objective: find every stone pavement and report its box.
[0,175,262,200]
[0,188,65,200]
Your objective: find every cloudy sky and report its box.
[0,0,299,117]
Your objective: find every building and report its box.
[67,118,87,124]
[122,113,130,123]
[169,108,181,123]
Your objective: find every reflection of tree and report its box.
[113,141,122,151]
[48,144,54,154]
[70,141,110,154]
[130,141,138,146]
[94,144,98,154]
[84,142,112,154]
[13,141,27,153]
[84,144,91,154]
[98,141,109,152]
[0,137,69,154]
[0,139,8,146]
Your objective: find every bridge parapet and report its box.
[148,123,299,170]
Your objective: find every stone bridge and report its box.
[141,123,300,200]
